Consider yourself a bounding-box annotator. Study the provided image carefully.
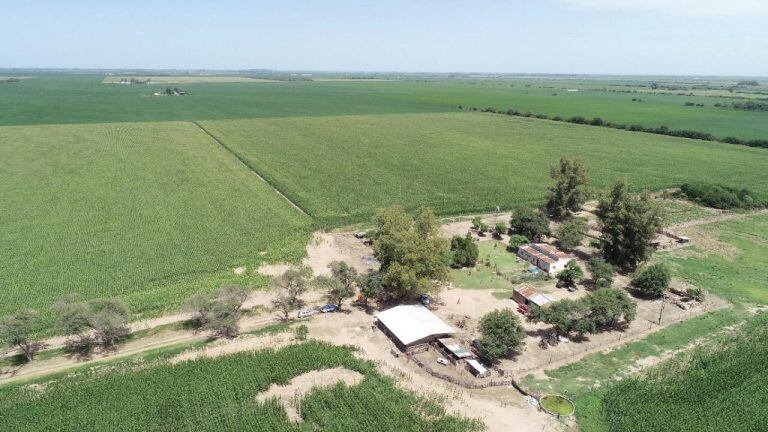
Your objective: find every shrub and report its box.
[508,234,529,251]
[631,263,671,297]
[451,234,479,268]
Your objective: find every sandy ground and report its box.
[255,367,364,422]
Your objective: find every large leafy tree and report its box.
[556,260,584,286]
[589,257,615,288]
[475,309,525,363]
[596,180,664,270]
[585,288,637,328]
[510,207,550,241]
[530,299,593,338]
[0,310,43,361]
[556,218,588,251]
[546,157,591,219]
[373,206,450,301]
[450,233,479,268]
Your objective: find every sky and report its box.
[1,0,767,76]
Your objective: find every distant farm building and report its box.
[517,243,573,275]
[375,305,455,351]
[512,283,553,308]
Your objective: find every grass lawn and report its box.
[450,240,533,292]
[663,214,768,305]
[659,199,719,226]
[0,121,313,330]
[202,112,768,226]
[0,342,482,432]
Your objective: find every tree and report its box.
[631,263,671,297]
[317,261,358,309]
[472,217,489,235]
[584,288,636,328]
[359,271,383,303]
[0,310,43,361]
[53,296,131,349]
[507,234,529,251]
[450,233,479,268]
[272,289,297,321]
[271,266,312,305]
[556,218,587,250]
[588,257,615,288]
[530,299,593,338]
[475,309,525,362]
[556,260,584,286]
[596,180,664,269]
[546,157,591,218]
[373,206,450,301]
[510,207,550,241]
[184,285,249,338]
[493,221,507,239]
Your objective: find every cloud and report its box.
[557,0,768,18]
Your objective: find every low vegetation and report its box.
[678,182,765,209]
[631,263,671,298]
[0,342,483,431]
[530,288,637,338]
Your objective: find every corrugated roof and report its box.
[467,359,488,375]
[438,338,472,358]
[376,305,455,346]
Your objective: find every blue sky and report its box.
[1,0,767,75]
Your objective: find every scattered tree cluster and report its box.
[316,261,358,309]
[530,288,637,338]
[509,207,550,242]
[53,295,131,350]
[271,266,312,320]
[0,310,43,361]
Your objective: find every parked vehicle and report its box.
[320,304,338,313]
[419,294,431,305]
[297,309,315,319]
[436,357,449,366]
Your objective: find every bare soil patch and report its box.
[255,367,364,422]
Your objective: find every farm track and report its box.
[191,121,310,216]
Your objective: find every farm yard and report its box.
[0,71,767,432]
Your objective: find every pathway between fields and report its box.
[191,121,309,216]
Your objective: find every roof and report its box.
[519,243,572,263]
[375,305,455,346]
[467,359,488,375]
[514,284,554,307]
[438,338,472,358]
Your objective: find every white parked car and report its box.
[297,309,315,319]
[436,357,449,366]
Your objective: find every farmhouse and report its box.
[375,305,455,351]
[517,243,573,275]
[512,283,553,308]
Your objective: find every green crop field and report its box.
[2,75,767,142]
[102,76,280,84]
[202,112,768,226]
[0,121,313,327]
[0,341,481,432]
[581,313,768,432]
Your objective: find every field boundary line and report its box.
[192,121,310,217]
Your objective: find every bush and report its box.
[686,287,705,302]
[631,263,671,297]
[508,234,529,251]
[493,221,507,239]
[294,324,309,341]
[589,257,615,288]
[678,183,765,209]
[510,208,550,241]
[471,217,489,235]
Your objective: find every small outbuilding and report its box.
[375,305,455,351]
[437,337,473,362]
[512,283,554,308]
[466,359,490,378]
[517,243,573,276]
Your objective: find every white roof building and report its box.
[375,305,455,349]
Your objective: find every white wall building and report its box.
[517,243,573,276]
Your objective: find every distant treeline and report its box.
[460,105,768,149]
[737,80,760,86]
[0,77,21,83]
[714,100,768,112]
